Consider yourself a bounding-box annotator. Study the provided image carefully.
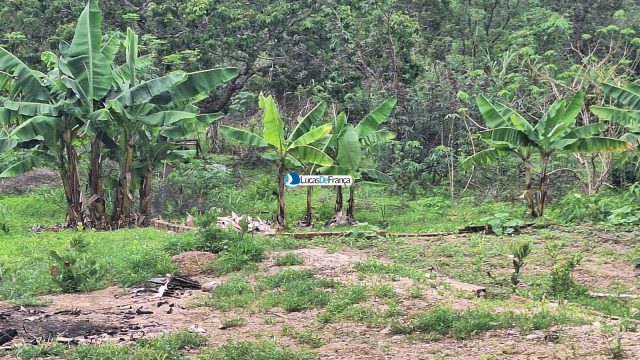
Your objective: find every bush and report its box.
[49,236,102,293]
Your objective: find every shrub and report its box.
[49,236,101,293]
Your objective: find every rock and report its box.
[201,281,221,292]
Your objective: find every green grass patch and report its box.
[198,341,315,360]
[281,325,326,348]
[12,330,207,360]
[274,253,305,266]
[392,306,587,339]
[354,260,424,280]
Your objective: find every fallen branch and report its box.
[588,292,640,299]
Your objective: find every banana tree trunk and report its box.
[276,158,286,228]
[303,186,313,227]
[326,186,346,226]
[346,185,356,224]
[113,132,135,226]
[524,159,537,218]
[60,129,84,228]
[537,154,550,217]
[88,137,106,229]
[138,161,153,226]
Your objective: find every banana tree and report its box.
[0,1,237,229]
[220,94,333,227]
[463,92,630,217]
[104,28,237,226]
[591,82,640,149]
[323,97,397,225]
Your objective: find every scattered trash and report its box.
[146,275,201,298]
[188,325,207,335]
[217,212,276,235]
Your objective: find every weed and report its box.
[212,236,266,274]
[258,270,336,312]
[49,236,101,293]
[509,241,531,293]
[199,341,316,360]
[220,316,246,329]
[201,276,257,310]
[408,285,423,298]
[479,213,524,236]
[353,260,424,280]
[546,242,584,298]
[318,285,370,323]
[13,330,206,360]
[274,253,305,266]
[281,325,326,348]
[392,307,585,339]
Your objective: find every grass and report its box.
[274,253,305,266]
[281,325,326,348]
[391,306,588,339]
[198,341,315,360]
[0,191,199,304]
[13,330,207,360]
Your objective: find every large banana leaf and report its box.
[151,68,238,105]
[478,127,534,148]
[0,138,16,152]
[61,76,90,109]
[289,145,333,166]
[289,123,332,149]
[4,100,59,116]
[337,125,362,170]
[591,106,640,127]
[476,95,510,128]
[0,48,50,101]
[354,97,397,137]
[259,94,285,151]
[602,83,640,109]
[360,129,396,146]
[363,168,393,183]
[0,151,56,178]
[66,0,112,101]
[535,99,564,137]
[101,32,123,63]
[198,113,223,125]
[141,111,196,126]
[564,123,608,139]
[124,28,138,87]
[563,137,631,153]
[460,148,508,168]
[544,92,584,142]
[10,115,59,142]
[112,73,185,106]
[289,101,327,142]
[220,125,267,147]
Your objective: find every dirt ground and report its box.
[0,169,59,195]
[1,242,639,359]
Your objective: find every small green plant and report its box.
[509,241,532,293]
[274,253,304,266]
[202,341,316,360]
[281,325,326,348]
[49,236,101,293]
[546,243,583,298]
[220,316,246,329]
[602,321,625,359]
[480,213,524,236]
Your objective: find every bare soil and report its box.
[0,168,59,195]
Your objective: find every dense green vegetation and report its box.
[1,0,640,359]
